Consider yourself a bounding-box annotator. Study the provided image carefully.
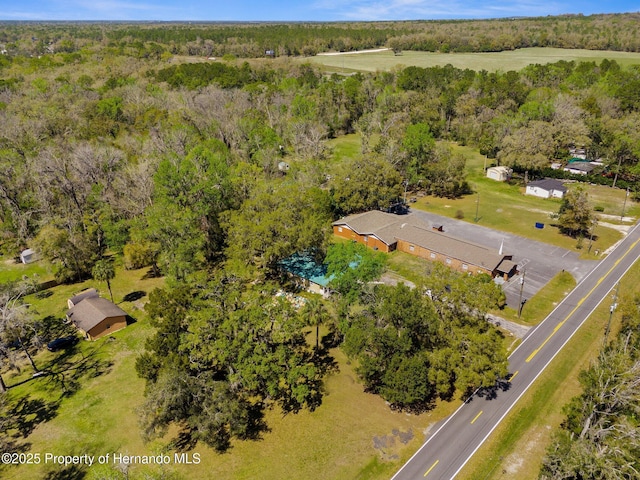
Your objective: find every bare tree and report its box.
[0,280,41,379]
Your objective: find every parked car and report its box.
[47,335,79,352]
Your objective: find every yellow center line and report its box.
[509,371,519,382]
[424,460,439,477]
[525,238,640,363]
[471,411,483,424]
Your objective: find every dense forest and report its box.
[1,16,640,461]
[3,13,640,59]
[1,28,640,259]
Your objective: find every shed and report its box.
[525,179,567,199]
[486,166,512,182]
[67,297,127,341]
[19,248,36,264]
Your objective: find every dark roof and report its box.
[526,178,567,192]
[564,162,595,173]
[332,211,430,246]
[333,211,510,271]
[67,297,126,333]
[394,224,507,271]
[68,288,99,306]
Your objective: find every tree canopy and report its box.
[341,266,508,409]
[136,275,332,451]
[557,186,597,238]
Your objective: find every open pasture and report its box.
[307,47,640,73]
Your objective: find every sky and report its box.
[1,0,639,22]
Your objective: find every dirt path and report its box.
[316,48,391,56]
[486,314,531,339]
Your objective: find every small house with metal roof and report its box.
[525,178,567,199]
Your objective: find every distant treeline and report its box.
[3,13,640,58]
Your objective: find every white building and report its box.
[563,162,595,175]
[525,179,567,199]
[486,166,512,182]
[19,248,37,264]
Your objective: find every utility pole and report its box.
[604,283,619,342]
[588,220,596,254]
[474,191,480,222]
[621,186,629,221]
[518,269,526,318]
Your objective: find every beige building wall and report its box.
[86,316,127,341]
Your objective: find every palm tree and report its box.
[302,297,329,351]
[92,259,116,303]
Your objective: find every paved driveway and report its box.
[409,209,598,309]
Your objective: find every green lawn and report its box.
[307,47,640,73]
[325,135,636,257]
[411,144,636,257]
[1,258,460,480]
[1,262,165,480]
[495,271,576,326]
[0,258,54,284]
[3,136,637,480]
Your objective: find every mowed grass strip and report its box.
[307,47,640,73]
[1,262,164,479]
[456,258,640,480]
[496,271,576,326]
[0,257,54,284]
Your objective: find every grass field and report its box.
[3,133,637,479]
[412,143,638,257]
[0,258,460,480]
[307,47,640,73]
[3,253,568,480]
[0,257,54,284]
[496,271,576,326]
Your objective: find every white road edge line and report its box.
[391,221,640,480]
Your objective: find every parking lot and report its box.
[410,210,599,309]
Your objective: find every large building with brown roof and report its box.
[332,211,517,279]
[66,296,128,341]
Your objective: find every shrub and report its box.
[123,241,158,270]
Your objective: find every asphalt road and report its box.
[409,210,597,309]
[392,221,640,480]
